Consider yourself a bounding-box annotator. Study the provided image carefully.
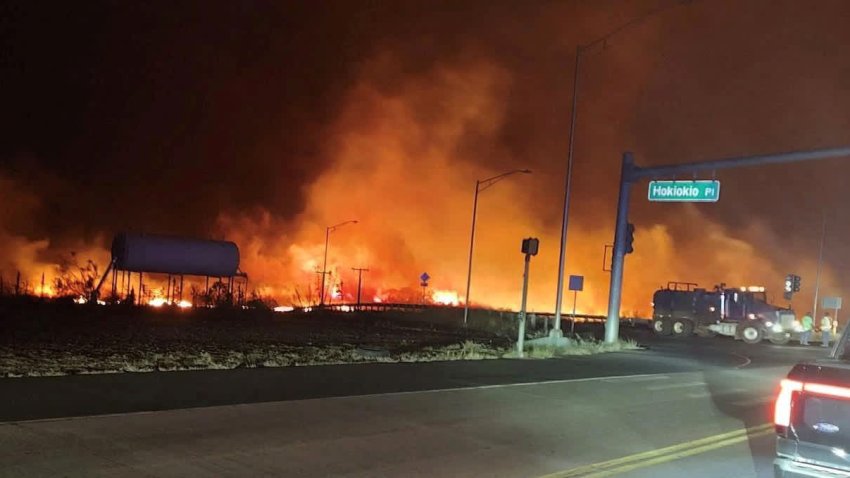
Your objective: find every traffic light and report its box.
[625,223,635,254]
[521,237,539,256]
[784,274,802,298]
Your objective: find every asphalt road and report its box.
[0,331,833,477]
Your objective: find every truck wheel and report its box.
[769,332,791,345]
[671,319,694,337]
[741,325,763,344]
[652,318,672,336]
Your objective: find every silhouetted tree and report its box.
[53,252,99,299]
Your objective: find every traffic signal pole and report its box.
[605,146,850,344]
[605,153,634,344]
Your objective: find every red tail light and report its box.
[775,379,803,427]
[803,382,850,399]
[775,379,850,427]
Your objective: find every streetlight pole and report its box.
[319,220,358,306]
[813,211,827,321]
[463,169,531,326]
[553,45,582,336]
[463,181,480,325]
[552,0,689,336]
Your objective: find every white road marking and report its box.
[603,374,670,383]
[364,372,677,397]
[3,372,675,425]
[647,381,707,391]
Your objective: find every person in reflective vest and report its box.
[821,312,833,348]
[800,312,814,345]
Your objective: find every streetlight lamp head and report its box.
[520,169,532,174]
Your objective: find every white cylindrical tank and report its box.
[111,233,240,277]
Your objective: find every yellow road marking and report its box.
[539,423,773,478]
[581,428,774,478]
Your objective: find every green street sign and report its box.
[647,180,720,202]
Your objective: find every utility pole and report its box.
[813,212,827,321]
[351,267,369,309]
[315,270,330,306]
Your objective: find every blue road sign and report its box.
[568,275,584,292]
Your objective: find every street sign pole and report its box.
[420,272,430,305]
[570,290,578,335]
[567,274,584,336]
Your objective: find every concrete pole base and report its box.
[526,333,572,349]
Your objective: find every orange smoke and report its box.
[1,50,840,317]
[217,53,836,317]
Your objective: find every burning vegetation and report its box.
[0,52,840,317]
[1,2,846,317]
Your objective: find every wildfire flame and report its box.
[147,297,192,309]
[0,43,841,318]
[148,297,168,307]
[431,289,460,306]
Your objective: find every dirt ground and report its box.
[0,298,512,377]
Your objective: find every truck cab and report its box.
[774,325,850,477]
[652,282,796,344]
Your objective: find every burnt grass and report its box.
[0,297,512,376]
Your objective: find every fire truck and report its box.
[651,282,799,345]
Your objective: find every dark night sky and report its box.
[0,0,589,245]
[1,0,371,239]
[3,0,850,306]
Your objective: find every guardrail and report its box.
[293,303,648,323]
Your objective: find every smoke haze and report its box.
[1,0,848,314]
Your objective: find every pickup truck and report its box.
[774,325,850,477]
